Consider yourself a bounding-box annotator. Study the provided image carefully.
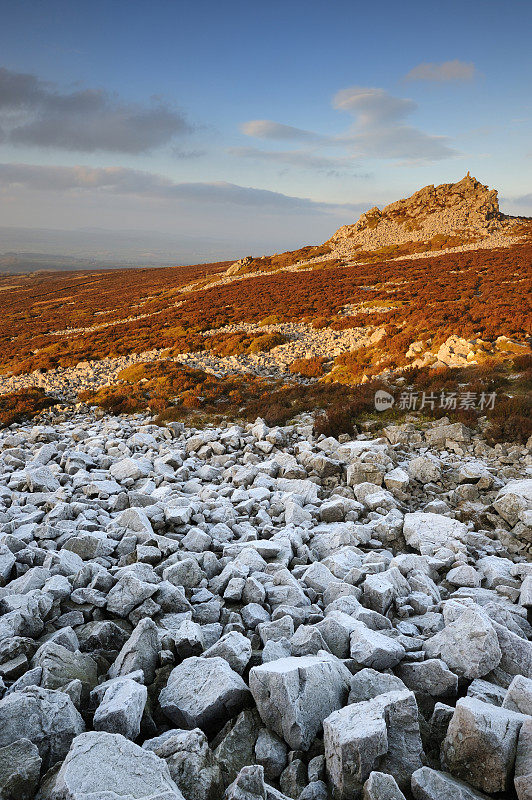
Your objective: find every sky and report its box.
[0,0,531,264]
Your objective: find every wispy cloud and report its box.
[228,146,363,176]
[240,119,321,141]
[0,161,360,214]
[505,192,532,207]
[0,66,191,154]
[404,59,477,82]
[333,87,415,124]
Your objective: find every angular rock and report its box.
[442,696,526,793]
[225,765,267,800]
[492,619,532,678]
[93,677,147,740]
[350,623,405,670]
[143,727,223,800]
[515,717,532,800]
[324,690,423,797]
[255,728,289,781]
[35,642,98,702]
[249,655,350,750]
[363,771,406,800]
[108,617,159,684]
[0,686,84,769]
[106,574,158,617]
[411,767,490,800]
[203,630,251,674]
[493,479,532,526]
[403,513,468,556]
[348,668,407,704]
[397,659,458,697]
[423,609,501,679]
[503,674,532,715]
[0,738,41,800]
[214,708,262,785]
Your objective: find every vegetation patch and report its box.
[0,388,59,427]
[79,353,531,446]
[228,243,335,276]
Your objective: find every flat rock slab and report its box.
[411,767,491,800]
[403,512,468,556]
[50,731,185,799]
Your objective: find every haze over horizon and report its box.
[1,0,531,267]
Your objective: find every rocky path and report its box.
[0,407,530,799]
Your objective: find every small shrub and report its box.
[289,357,327,378]
[248,332,287,353]
[486,395,532,444]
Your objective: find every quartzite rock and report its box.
[159,656,250,733]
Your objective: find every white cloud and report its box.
[404,60,477,82]
[333,87,415,124]
[334,86,456,161]
[228,146,362,176]
[237,86,457,166]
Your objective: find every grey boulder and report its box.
[423,609,501,679]
[397,659,458,697]
[0,738,42,800]
[203,631,252,674]
[0,686,84,769]
[93,677,147,740]
[143,727,223,800]
[350,623,405,670]
[323,690,423,797]
[159,656,250,733]
[411,767,490,799]
[363,771,406,799]
[515,717,532,800]
[442,696,527,793]
[108,617,160,684]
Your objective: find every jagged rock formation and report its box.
[329,173,517,258]
[223,175,528,276]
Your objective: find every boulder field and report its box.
[0,409,530,799]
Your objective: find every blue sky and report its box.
[0,0,531,261]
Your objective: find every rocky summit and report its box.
[329,173,520,259]
[0,404,530,800]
